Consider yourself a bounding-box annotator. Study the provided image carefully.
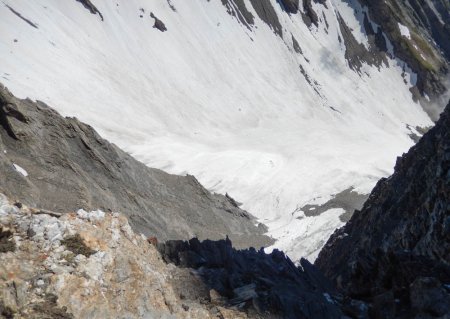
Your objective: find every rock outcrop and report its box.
[220,0,255,28]
[0,194,255,318]
[248,0,283,37]
[0,84,272,249]
[158,239,343,319]
[150,12,167,32]
[75,0,103,21]
[301,0,319,28]
[4,4,38,29]
[316,101,450,318]
[356,0,449,109]
[336,13,387,73]
[279,0,300,14]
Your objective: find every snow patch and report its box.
[265,208,347,262]
[398,23,411,39]
[13,163,28,176]
[77,209,106,222]
[323,293,334,304]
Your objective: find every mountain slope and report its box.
[0,83,272,248]
[359,0,450,113]
[0,0,446,260]
[1,101,448,318]
[316,101,450,317]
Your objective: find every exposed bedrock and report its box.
[279,0,300,14]
[150,12,168,32]
[249,0,283,36]
[301,0,319,27]
[158,237,343,319]
[221,0,255,27]
[354,0,449,111]
[75,0,103,20]
[316,100,450,318]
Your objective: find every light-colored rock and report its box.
[0,194,259,318]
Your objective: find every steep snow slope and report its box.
[0,0,434,261]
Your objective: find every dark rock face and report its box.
[221,0,285,35]
[417,0,450,61]
[150,13,167,32]
[4,5,38,29]
[355,0,449,103]
[0,84,273,249]
[279,0,300,14]
[292,35,303,54]
[316,101,450,318]
[75,0,103,21]
[159,238,344,319]
[301,0,319,28]
[360,0,450,61]
[300,187,368,222]
[313,0,327,6]
[249,0,283,37]
[0,227,15,253]
[221,0,254,28]
[410,277,450,317]
[337,13,387,72]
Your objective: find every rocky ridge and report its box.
[316,100,450,318]
[158,239,343,319]
[0,84,272,249]
[0,193,257,318]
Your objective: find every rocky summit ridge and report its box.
[0,193,256,319]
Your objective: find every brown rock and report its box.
[147,236,158,246]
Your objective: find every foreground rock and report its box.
[158,239,344,319]
[0,84,272,249]
[0,194,258,318]
[316,101,450,318]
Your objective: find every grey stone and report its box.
[248,0,282,37]
[150,13,167,32]
[75,0,103,21]
[410,277,450,316]
[299,187,368,222]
